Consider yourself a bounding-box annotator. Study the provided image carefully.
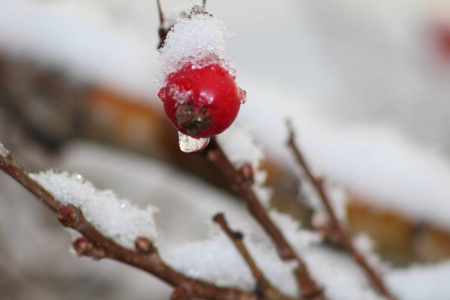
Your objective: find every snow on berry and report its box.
[157,5,245,142]
[157,6,234,85]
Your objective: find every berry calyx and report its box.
[158,63,243,138]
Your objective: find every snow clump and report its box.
[217,125,272,207]
[157,5,234,87]
[30,170,159,249]
[162,226,299,297]
[0,141,8,157]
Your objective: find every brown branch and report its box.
[213,213,299,300]
[205,138,325,300]
[286,121,396,300]
[156,0,164,25]
[156,0,170,50]
[0,148,258,300]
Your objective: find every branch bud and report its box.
[212,212,224,223]
[237,163,254,187]
[73,237,93,256]
[58,205,80,227]
[171,287,190,300]
[72,237,105,260]
[135,237,155,254]
[233,231,244,240]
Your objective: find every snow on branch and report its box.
[0,141,8,157]
[5,123,450,300]
[29,170,159,249]
[217,125,272,207]
[0,146,258,300]
[162,221,299,298]
[213,212,295,300]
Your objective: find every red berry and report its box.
[158,63,243,138]
[434,23,450,60]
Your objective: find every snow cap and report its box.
[157,5,234,87]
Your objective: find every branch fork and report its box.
[214,212,297,300]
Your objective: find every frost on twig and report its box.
[286,121,396,300]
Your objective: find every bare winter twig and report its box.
[156,0,164,25]
[205,138,325,300]
[286,121,396,300]
[156,0,170,50]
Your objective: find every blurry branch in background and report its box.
[0,146,260,300]
[286,121,396,300]
[156,0,164,25]
[205,138,325,300]
[213,213,299,300]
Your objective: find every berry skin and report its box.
[158,63,243,138]
[433,23,450,60]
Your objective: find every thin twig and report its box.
[286,120,396,300]
[0,149,258,300]
[156,0,164,25]
[156,0,170,50]
[205,138,325,300]
[213,213,299,300]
